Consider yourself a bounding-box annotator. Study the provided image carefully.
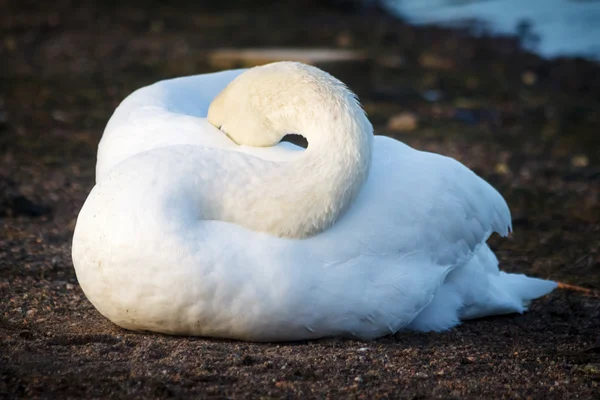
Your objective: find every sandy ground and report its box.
[1,1,599,398]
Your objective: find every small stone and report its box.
[4,36,16,51]
[354,376,363,383]
[52,110,70,123]
[419,53,453,70]
[582,364,600,375]
[494,163,510,175]
[387,112,418,132]
[377,54,404,68]
[365,370,379,378]
[336,31,352,48]
[66,283,74,290]
[522,71,537,86]
[275,381,293,389]
[571,154,589,168]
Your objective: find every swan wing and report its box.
[342,136,512,269]
[414,148,512,267]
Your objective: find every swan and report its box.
[72,62,557,341]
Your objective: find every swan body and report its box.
[72,62,556,341]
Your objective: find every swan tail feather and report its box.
[406,244,556,332]
[457,272,557,321]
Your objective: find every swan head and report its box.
[207,69,281,147]
[208,61,372,148]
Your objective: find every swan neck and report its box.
[209,62,374,238]
[264,104,373,238]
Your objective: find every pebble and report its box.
[571,154,589,168]
[387,112,418,132]
[52,110,70,123]
[419,53,453,70]
[336,31,352,48]
[522,71,537,86]
[582,364,600,375]
[376,54,404,68]
[494,163,510,175]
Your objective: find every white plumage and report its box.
[72,62,556,341]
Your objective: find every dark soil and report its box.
[1,1,599,398]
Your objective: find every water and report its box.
[386,0,600,60]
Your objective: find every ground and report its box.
[1,1,599,398]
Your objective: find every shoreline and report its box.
[386,0,600,62]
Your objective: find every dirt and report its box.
[1,1,599,398]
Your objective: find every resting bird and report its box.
[72,62,556,341]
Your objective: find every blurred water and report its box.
[387,0,600,60]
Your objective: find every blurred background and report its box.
[1,1,599,397]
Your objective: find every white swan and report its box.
[72,62,556,341]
